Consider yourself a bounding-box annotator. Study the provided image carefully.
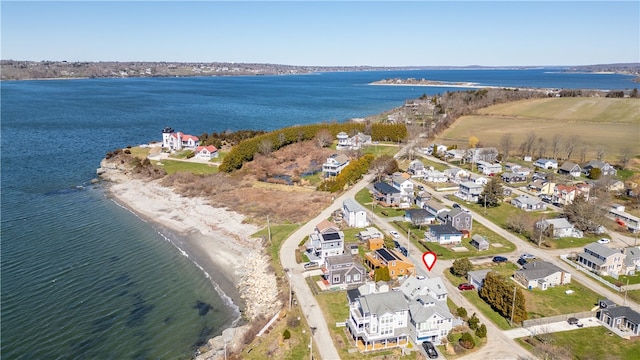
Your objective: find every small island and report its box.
[371,77,482,88]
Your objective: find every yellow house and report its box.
[365,248,415,280]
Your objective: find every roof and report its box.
[376,248,406,262]
[316,219,339,233]
[398,276,448,300]
[601,306,640,325]
[322,232,342,241]
[325,254,355,267]
[541,218,573,229]
[196,145,217,152]
[559,161,580,171]
[517,261,565,280]
[446,208,469,218]
[468,269,492,282]
[408,297,453,323]
[334,154,350,165]
[471,234,489,246]
[459,181,484,189]
[392,173,410,184]
[429,224,461,235]
[585,242,621,258]
[343,198,365,213]
[555,184,577,193]
[425,200,447,212]
[405,208,431,219]
[359,291,408,316]
[514,195,543,206]
[374,182,400,194]
[535,158,557,164]
[584,160,609,169]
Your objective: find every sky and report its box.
[1,1,639,67]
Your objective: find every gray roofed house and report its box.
[343,198,369,228]
[536,218,582,238]
[514,261,572,290]
[558,161,582,177]
[470,234,489,251]
[467,269,492,289]
[373,182,401,206]
[423,199,449,217]
[444,208,473,231]
[501,172,528,183]
[597,305,640,337]
[397,276,448,302]
[404,208,434,225]
[577,242,626,276]
[583,160,617,177]
[322,153,350,177]
[425,224,463,245]
[512,195,547,211]
[323,254,366,289]
[408,295,454,344]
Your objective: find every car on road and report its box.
[517,258,528,266]
[422,341,438,359]
[597,238,611,244]
[493,256,508,263]
[303,261,318,269]
[390,230,399,239]
[458,283,475,291]
[567,317,579,325]
[520,253,536,260]
[452,203,461,209]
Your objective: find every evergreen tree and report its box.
[479,271,527,324]
[451,258,473,277]
[478,177,504,207]
[457,306,468,319]
[475,324,487,338]
[468,313,480,330]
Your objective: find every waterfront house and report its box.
[343,198,369,228]
[194,145,218,160]
[336,132,350,149]
[513,261,572,290]
[162,127,200,151]
[322,154,350,178]
[577,242,625,276]
[306,220,345,264]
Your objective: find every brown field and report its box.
[436,97,640,162]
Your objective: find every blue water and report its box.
[1,69,636,359]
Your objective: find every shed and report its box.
[470,235,489,251]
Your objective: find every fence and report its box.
[522,310,596,328]
[560,254,623,292]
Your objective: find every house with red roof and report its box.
[552,184,577,206]
[195,145,218,160]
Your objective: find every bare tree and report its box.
[563,136,580,160]
[579,145,588,164]
[506,211,533,235]
[500,133,513,160]
[619,146,633,169]
[536,137,547,159]
[596,145,607,161]
[521,133,537,157]
[551,134,562,159]
[314,129,333,148]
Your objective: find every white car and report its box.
[597,238,611,244]
[390,230,399,239]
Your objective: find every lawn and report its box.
[393,219,516,260]
[361,144,400,157]
[128,146,151,159]
[516,326,640,360]
[157,159,218,175]
[522,280,602,318]
[354,187,407,218]
[315,291,416,359]
[252,223,300,278]
[434,97,640,163]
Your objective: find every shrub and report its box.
[459,332,475,349]
[457,306,468,319]
[282,329,291,340]
[468,313,480,330]
[451,258,472,277]
[475,324,487,338]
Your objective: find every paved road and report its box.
[279,174,375,360]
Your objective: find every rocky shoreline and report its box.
[97,158,281,359]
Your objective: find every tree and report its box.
[370,155,398,181]
[563,194,607,233]
[258,139,273,156]
[520,133,536,157]
[563,136,579,160]
[596,145,607,161]
[478,177,504,208]
[459,332,475,349]
[468,136,479,149]
[457,306,468,319]
[374,267,390,282]
[282,329,291,340]
[475,324,487,338]
[506,211,533,235]
[619,146,632,169]
[479,271,527,324]
[500,133,513,160]
[536,137,547,159]
[468,313,480,330]
[315,129,333,148]
[550,134,562,159]
[451,258,473,277]
[589,167,602,180]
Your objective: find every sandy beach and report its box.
[106,179,281,323]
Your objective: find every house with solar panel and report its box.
[306,219,345,265]
[364,248,415,280]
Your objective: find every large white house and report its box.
[194,145,219,160]
[306,220,345,265]
[343,198,369,228]
[162,127,200,151]
[322,154,350,178]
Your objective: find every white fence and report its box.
[560,254,623,292]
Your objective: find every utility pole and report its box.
[407,227,411,258]
[267,215,271,243]
[624,278,629,306]
[510,286,517,326]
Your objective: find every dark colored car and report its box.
[517,258,528,266]
[458,283,475,291]
[452,203,461,209]
[493,256,508,263]
[422,341,438,359]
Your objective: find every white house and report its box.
[391,173,414,198]
[454,181,484,202]
[514,261,572,290]
[534,158,558,170]
[350,132,372,149]
[423,170,448,183]
[511,195,547,211]
[346,291,410,351]
[583,160,617,177]
[194,145,218,160]
[322,154,350,178]
[425,224,463,245]
[536,218,583,238]
[336,132,350,149]
[343,198,369,228]
[306,220,345,265]
[407,159,426,177]
[476,161,502,176]
[162,127,200,151]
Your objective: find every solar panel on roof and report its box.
[323,232,341,241]
[377,248,397,261]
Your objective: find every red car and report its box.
[458,283,475,291]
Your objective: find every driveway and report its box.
[504,317,601,339]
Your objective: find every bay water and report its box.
[1,69,635,359]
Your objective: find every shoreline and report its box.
[104,178,281,355]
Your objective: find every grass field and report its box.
[158,159,218,175]
[436,97,640,162]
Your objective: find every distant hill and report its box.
[1,60,638,81]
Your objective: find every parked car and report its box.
[520,253,536,260]
[399,246,408,257]
[517,258,528,266]
[597,238,611,244]
[422,341,438,359]
[303,261,318,269]
[458,283,475,291]
[390,230,399,239]
[452,203,461,209]
[492,256,508,263]
[567,317,579,325]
